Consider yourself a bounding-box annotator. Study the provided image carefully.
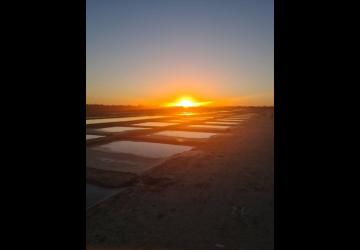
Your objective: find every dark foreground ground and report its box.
[86,110,274,250]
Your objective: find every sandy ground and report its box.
[86,110,274,250]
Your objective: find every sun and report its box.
[177,99,197,108]
[164,96,213,108]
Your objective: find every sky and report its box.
[86,0,273,106]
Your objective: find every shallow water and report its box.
[86,116,166,125]
[224,115,252,120]
[153,130,217,139]
[168,119,188,122]
[95,126,149,133]
[205,121,238,125]
[220,119,245,122]
[218,117,247,122]
[93,141,192,158]
[86,184,120,208]
[188,124,230,129]
[228,117,250,120]
[186,116,214,120]
[177,112,197,116]
[133,122,178,127]
[86,134,105,140]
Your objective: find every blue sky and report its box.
[87,0,273,106]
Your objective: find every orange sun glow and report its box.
[164,96,212,108]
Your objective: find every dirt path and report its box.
[86,110,274,250]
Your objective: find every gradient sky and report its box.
[87,0,273,106]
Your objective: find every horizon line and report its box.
[86,104,274,107]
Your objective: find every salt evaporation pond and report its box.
[93,141,192,158]
[153,130,217,139]
[177,112,197,116]
[86,184,120,209]
[95,126,149,133]
[220,119,245,122]
[134,122,178,127]
[168,119,188,123]
[188,125,230,130]
[185,116,214,120]
[205,121,238,125]
[86,134,105,140]
[86,116,166,125]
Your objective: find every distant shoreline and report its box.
[86,105,274,119]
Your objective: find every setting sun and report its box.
[177,99,196,108]
[164,96,212,108]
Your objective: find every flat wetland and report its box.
[86,107,274,250]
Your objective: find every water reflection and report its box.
[86,134,105,140]
[188,124,230,129]
[94,141,192,158]
[86,116,166,125]
[205,121,238,125]
[95,126,149,133]
[177,112,196,116]
[134,122,178,127]
[153,130,217,139]
[86,184,120,209]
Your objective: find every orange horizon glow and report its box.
[163,96,213,108]
[86,91,274,107]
